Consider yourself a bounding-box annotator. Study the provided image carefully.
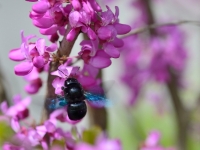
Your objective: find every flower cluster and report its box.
[9,0,131,95]
[0,96,121,150]
[0,96,75,149]
[27,0,131,68]
[121,26,187,105]
[75,135,122,150]
[9,31,56,94]
[51,58,100,95]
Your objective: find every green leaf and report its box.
[0,121,14,146]
[82,126,102,145]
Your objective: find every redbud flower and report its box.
[29,0,72,39]
[0,95,31,132]
[140,130,175,150]
[24,67,42,94]
[121,26,187,106]
[75,134,122,150]
[9,31,57,76]
[79,40,112,68]
[51,58,80,95]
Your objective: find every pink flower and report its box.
[3,143,29,150]
[29,0,72,40]
[79,40,112,68]
[52,77,65,95]
[77,64,100,89]
[121,26,187,106]
[51,58,79,78]
[67,9,96,41]
[9,31,57,76]
[51,58,80,94]
[75,134,122,150]
[0,95,31,132]
[96,6,131,58]
[140,130,175,150]
[24,67,42,94]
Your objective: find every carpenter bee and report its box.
[48,77,108,121]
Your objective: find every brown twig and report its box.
[167,70,190,150]
[120,20,200,38]
[0,72,8,104]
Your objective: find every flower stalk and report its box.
[44,25,79,118]
[167,70,190,150]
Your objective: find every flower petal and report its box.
[52,77,65,95]
[33,17,54,28]
[87,27,96,40]
[66,28,80,41]
[40,24,58,35]
[71,0,81,10]
[104,44,120,58]
[32,1,49,14]
[33,56,45,68]
[97,25,116,41]
[11,118,20,132]
[111,37,124,48]
[9,48,25,61]
[46,43,57,52]
[89,51,111,68]
[14,62,33,76]
[36,38,45,55]
[25,78,42,94]
[69,11,80,28]
[114,23,131,35]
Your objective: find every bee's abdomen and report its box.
[67,101,87,121]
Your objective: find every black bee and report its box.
[48,78,108,121]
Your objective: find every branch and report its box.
[42,25,79,120]
[0,72,8,104]
[167,70,190,150]
[120,20,200,38]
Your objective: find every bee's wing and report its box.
[84,92,110,108]
[47,96,68,111]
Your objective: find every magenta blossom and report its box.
[51,58,80,95]
[67,9,97,41]
[51,60,101,95]
[121,26,187,106]
[9,31,57,76]
[79,40,112,68]
[77,64,100,90]
[0,95,31,132]
[29,0,72,41]
[26,0,131,70]
[75,134,122,150]
[24,67,42,94]
[140,130,175,150]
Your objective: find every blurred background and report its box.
[0,0,200,150]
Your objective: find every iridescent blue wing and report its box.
[48,96,68,111]
[84,92,110,108]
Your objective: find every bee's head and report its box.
[64,78,79,87]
